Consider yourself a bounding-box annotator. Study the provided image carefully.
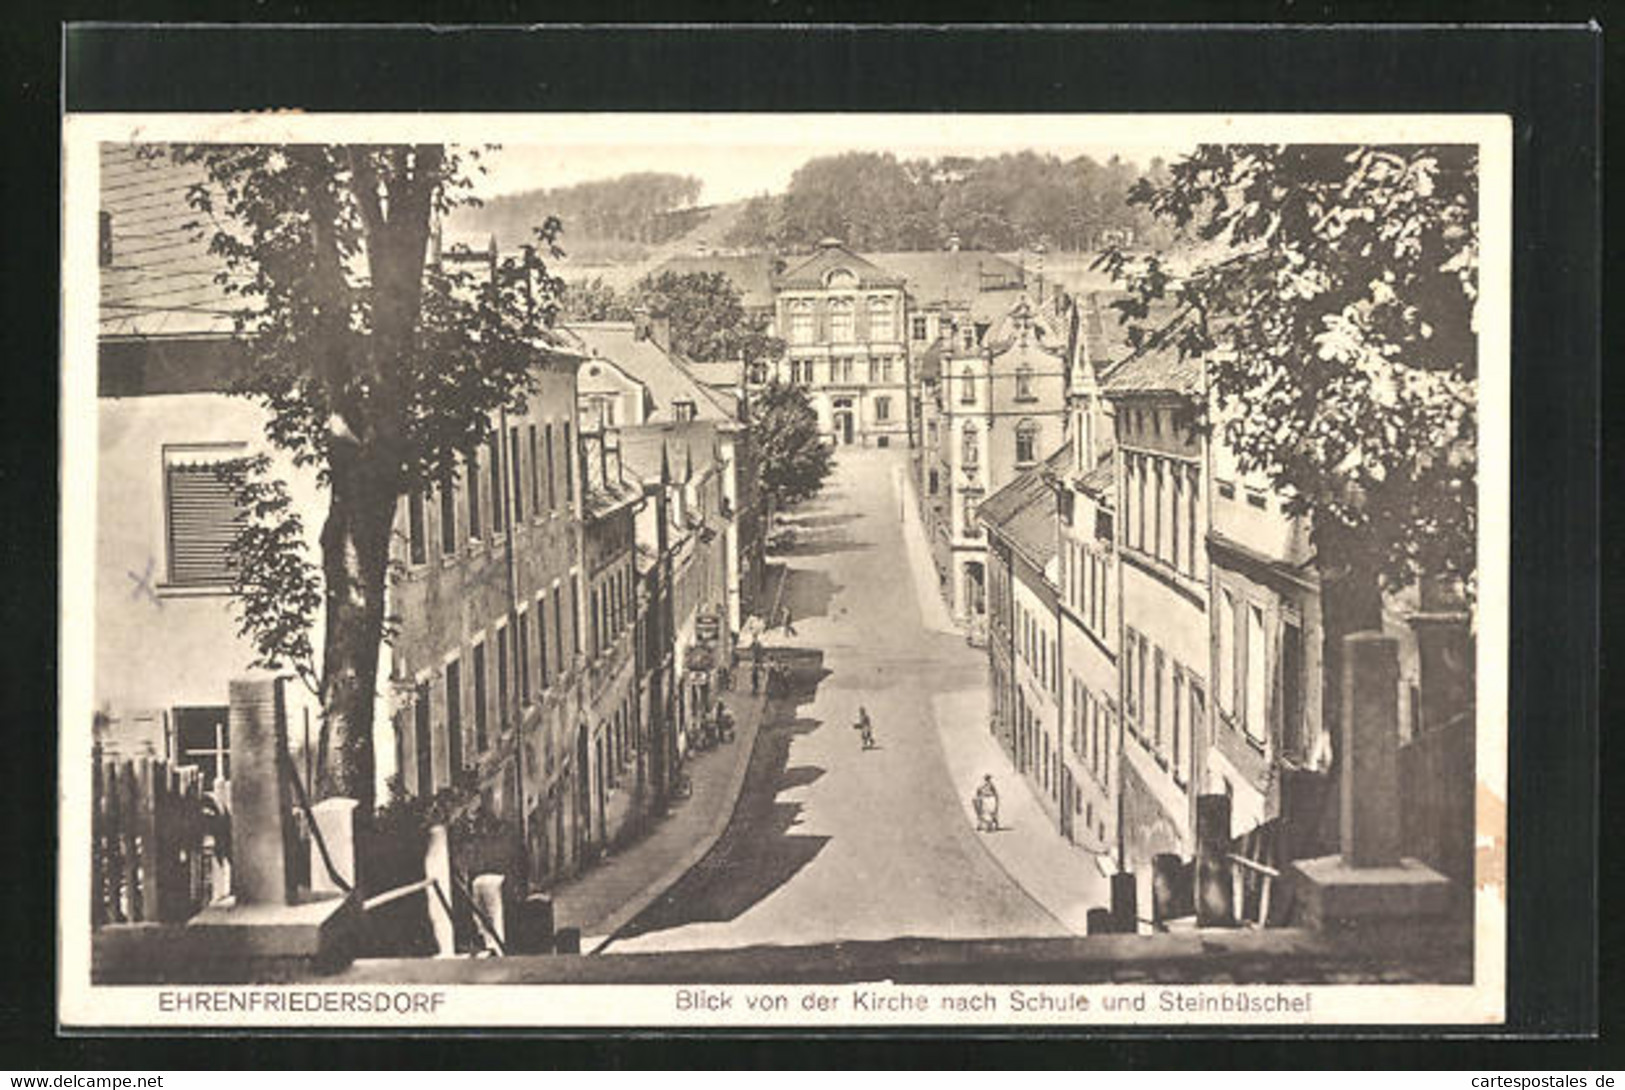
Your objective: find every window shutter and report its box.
[166,463,242,586]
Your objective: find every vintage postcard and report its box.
[59,110,1508,1028]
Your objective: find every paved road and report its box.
[610,449,1066,952]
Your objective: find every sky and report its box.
[468,115,1191,205]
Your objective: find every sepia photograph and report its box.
[58,109,1509,1028]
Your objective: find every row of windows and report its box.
[786,356,899,386]
[1122,627,1205,791]
[406,419,576,567]
[1014,686,1061,805]
[1069,676,1116,792]
[1063,540,1111,643]
[955,365,1043,405]
[590,559,636,658]
[1017,598,1060,699]
[786,296,898,345]
[1122,451,1202,580]
[955,420,1044,469]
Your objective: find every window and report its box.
[1123,631,1138,722]
[833,357,854,384]
[563,423,575,506]
[439,474,457,556]
[510,426,525,523]
[1153,460,1165,563]
[963,496,979,539]
[1172,667,1185,784]
[1135,458,1147,552]
[174,706,229,783]
[790,304,814,345]
[875,396,891,421]
[552,586,565,674]
[407,489,427,566]
[537,593,551,688]
[1218,479,1236,501]
[962,423,980,467]
[1282,617,1306,762]
[869,297,895,341]
[571,573,583,655]
[1218,590,1237,715]
[528,424,540,513]
[1171,468,1182,571]
[465,450,482,541]
[445,658,463,776]
[517,611,531,704]
[496,625,510,729]
[911,315,928,340]
[165,451,247,587]
[1153,649,1165,755]
[488,434,504,534]
[472,642,488,752]
[830,298,854,342]
[1015,364,1035,401]
[544,423,557,510]
[1190,681,1207,752]
[1187,466,1200,575]
[414,681,433,795]
[673,399,697,423]
[960,367,976,404]
[1246,603,1268,744]
[1015,420,1038,466]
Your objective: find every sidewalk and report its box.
[893,457,957,636]
[551,683,769,951]
[932,687,1112,936]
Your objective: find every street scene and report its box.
[71,116,1487,1002]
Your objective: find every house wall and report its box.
[1010,551,1062,825]
[95,389,329,771]
[1058,483,1119,855]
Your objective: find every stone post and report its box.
[227,676,294,907]
[509,893,555,954]
[472,874,507,953]
[1341,633,1402,867]
[1151,852,1184,926]
[309,798,359,896]
[423,824,455,957]
[1110,871,1139,934]
[1195,793,1235,927]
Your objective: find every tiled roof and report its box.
[979,441,1072,571]
[99,144,247,339]
[618,423,724,486]
[649,254,779,311]
[1102,338,1205,398]
[1078,448,1116,500]
[860,251,1024,307]
[776,242,904,290]
[563,323,736,424]
[684,359,746,389]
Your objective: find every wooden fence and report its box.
[91,747,224,926]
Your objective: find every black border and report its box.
[5,18,1606,1068]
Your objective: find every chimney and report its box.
[650,312,671,352]
[633,306,652,342]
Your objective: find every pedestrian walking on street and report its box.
[780,606,797,636]
[973,774,1001,832]
[750,660,761,694]
[855,705,876,751]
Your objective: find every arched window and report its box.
[959,366,976,405]
[868,295,895,341]
[1015,419,1039,466]
[962,422,980,467]
[829,297,855,343]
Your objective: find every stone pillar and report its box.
[423,824,455,957]
[1341,633,1402,867]
[509,893,555,954]
[1194,793,1235,927]
[1151,852,1184,926]
[1110,871,1138,934]
[309,797,358,896]
[228,676,293,907]
[472,874,506,952]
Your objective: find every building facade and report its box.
[770,239,909,448]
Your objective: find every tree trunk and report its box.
[315,451,398,816]
[1312,518,1387,776]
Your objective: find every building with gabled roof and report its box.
[769,238,909,449]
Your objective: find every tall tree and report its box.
[633,270,784,368]
[174,143,564,814]
[751,382,834,510]
[1097,143,1477,747]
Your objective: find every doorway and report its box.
[834,410,854,445]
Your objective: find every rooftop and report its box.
[861,250,1025,307]
[563,322,737,425]
[648,253,780,311]
[979,441,1072,571]
[776,241,905,291]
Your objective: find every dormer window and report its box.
[673,400,696,423]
